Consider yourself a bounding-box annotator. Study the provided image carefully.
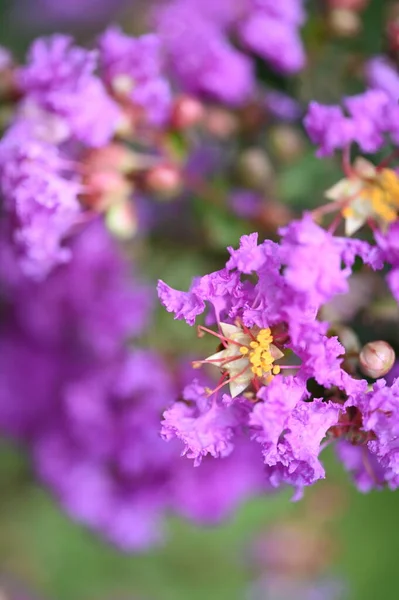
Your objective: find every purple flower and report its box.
[158,218,373,495]
[17,35,119,147]
[12,221,151,356]
[98,27,172,126]
[344,90,390,153]
[161,381,249,465]
[279,214,351,308]
[155,0,254,105]
[154,0,306,104]
[229,189,264,219]
[375,222,399,303]
[239,11,305,74]
[366,56,399,101]
[158,216,370,394]
[304,90,399,155]
[0,122,81,279]
[264,90,302,121]
[336,442,385,492]
[251,378,341,494]
[342,379,399,490]
[303,102,354,157]
[170,437,268,522]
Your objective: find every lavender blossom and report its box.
[158,216,377,496]
[98,27,172,126]
[154,0,306,105]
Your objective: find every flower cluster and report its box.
[158,214,390,497]
[154,0,306,105]
[0,219,271,549]
[0,29,173,279]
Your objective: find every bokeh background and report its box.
[0,0,399,599]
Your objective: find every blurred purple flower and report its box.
[264,90,302,121]
[154,0,306,105]
[99,27,172,125]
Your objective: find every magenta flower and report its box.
[158,217,377,496]
[99,27,172,126]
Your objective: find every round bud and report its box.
[359,341,395,379]
[328,8,362,37]
[145,164,182,199]
[259,201,293,230]
[236,148,274,190]
[84,171,131,210]
[204,107,238,139]
[269,125,305,163]
[106,200,137,240]
[171,95,204,129]
[84,144,138,175]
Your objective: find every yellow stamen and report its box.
[248,328,279,378]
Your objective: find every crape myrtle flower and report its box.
[324,157,399,236]
[305,93,399,237]
[366,55,399,101]
[238,0,306,75]
[154,0,306,105]
[0,222,269,549]
[304,89,399,157]
[0,28,175,279]
[0,120,82,279]
[374,221,399,304]
[334,379,399,491]
[0,34,121,278]
[0,220,152,438]
[17,34,120,147]
[98,26,172,126]
[158,215,378,496]
[154,0,254,106]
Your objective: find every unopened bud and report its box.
[84,144,139,175]
[237,148,274,190]
[171,95,204,129]
[269,125,305,163]
[260,201,293,230]
[359,341,395,379]
[328,8,362,37]
[106,200,137,239]
[204,107,238,139]
[145,164,182,199]
[85,171,131,210]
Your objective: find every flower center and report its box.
[240,328,281,380]
[194,322,285,398]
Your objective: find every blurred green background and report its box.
[2,441,399,600]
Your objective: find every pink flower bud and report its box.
[84,171,131,210]
[327,0,368,10]
[204,107,238,139]
[171,95,204,129]
[359,341,395,379]
[145,164,182,199]
[84,144,138,174]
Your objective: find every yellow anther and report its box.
[272,365,281,375]
[239,346,249,355]
[250,341,259,349]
